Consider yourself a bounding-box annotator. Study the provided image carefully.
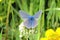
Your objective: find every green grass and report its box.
[0,0,60,40]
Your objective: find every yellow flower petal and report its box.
[45,29,55,37]
[56,27,60,36]
[40,38,48,40]
[58,38,60,40]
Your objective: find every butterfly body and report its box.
[19,10,42,29]
[28,16,34,22]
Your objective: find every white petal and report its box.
[19,22,25,32]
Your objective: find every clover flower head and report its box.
[19,22,24,32]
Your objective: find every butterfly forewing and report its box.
[19,10,30,20]
[33,10,42,20]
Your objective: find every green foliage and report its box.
[0,0,60,40]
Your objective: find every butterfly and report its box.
[19,10,42,29]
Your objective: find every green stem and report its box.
[6,0,11,40]
[30,3,33,15]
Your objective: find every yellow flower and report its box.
[40,27,60,40]
[56,27,60,36]
[40,38,48,40]
[45,29,55,37]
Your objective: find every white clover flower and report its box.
[19,22,25,39]
[29,29,35,34]
[19,35,23,38]
[19,22,25,32]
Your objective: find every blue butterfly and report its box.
[19,10,42,29]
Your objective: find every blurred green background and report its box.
[0,0,60,40]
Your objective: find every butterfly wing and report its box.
[33,10,42,20]
[31,19,38,28]
[24,19,37,29]
[19,10,30,20]
[24,19,32,29]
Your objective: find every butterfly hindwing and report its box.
[31,19,38,28]
[24,19,37,29]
